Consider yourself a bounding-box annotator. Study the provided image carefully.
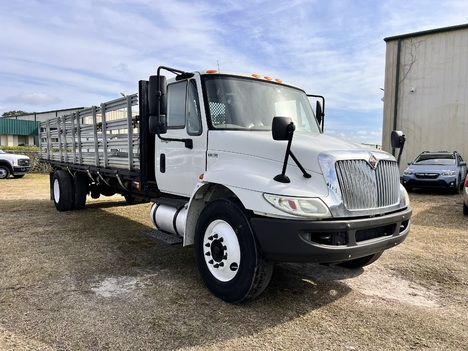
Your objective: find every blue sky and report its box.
[1,0,467,144]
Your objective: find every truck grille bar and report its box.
[335,159,400,210]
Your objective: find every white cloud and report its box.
[3,92,62,106]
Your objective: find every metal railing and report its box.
[39,94,140,170]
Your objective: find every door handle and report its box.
[160,153,166,173]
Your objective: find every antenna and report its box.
[217,60,220,73]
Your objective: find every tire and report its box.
[463,203,468,216]
[13,174,25,179]
[0,165,10,179]
[74,172,88,210]
[99,184,116,197]
[194,198,274,303]
[124,195,145,205]
[456,176,464,194]
[53,170,74,211]
[338,251,383,269]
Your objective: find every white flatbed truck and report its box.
[39,66,411,303]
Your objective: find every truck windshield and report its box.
[202,75,320,133]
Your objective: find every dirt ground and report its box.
[0,174,467,350]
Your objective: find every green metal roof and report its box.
[0,118,39,136]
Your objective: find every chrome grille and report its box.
[335,160,400,210]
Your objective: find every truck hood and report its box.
[207,130,362,175]
[205,130,366,198]
[0,152,30,162]
[204,130,404,219]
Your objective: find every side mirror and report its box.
[316,101,323,127]
[149,114,167,135]
[391,130,406,168]
[391,130,405,149]
[272,116,294,140]
[149,75,167,134]
[307,94,325,132]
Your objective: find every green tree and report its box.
[1,110,30,117]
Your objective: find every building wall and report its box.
[382,24,468,168]
[0,134,34,146]
[0,108,83,146]
[4,108,84,123]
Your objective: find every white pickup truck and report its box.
[0,149,32,179]
[39,66,412,303]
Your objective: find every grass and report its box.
[1,174,468,350]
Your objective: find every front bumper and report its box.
[250,207,412,263]
[402,176,457,189]
[12,166,32,176]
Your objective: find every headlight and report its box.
[263,194,331,218]
[441,170,456,176]
[399,184,410,207]
[403,170,413,175]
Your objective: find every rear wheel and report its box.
[53,170,74,211]
[0,165,10,179]
[194,198,274,303]
[338,252,383,269]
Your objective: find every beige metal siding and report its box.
[383,26,468,168]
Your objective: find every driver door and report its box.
[155,79,206,197]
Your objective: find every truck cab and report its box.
[146,68,411,302]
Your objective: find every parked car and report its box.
[0,149,32,179]
[463,174,468,215]
[402,151,467,192]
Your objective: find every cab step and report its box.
[143,229,183,246]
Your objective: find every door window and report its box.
[166,80,202,135]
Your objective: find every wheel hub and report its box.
[210,237,226,263]
[53,179,60,202]
[203,220,241,282]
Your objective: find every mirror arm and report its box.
[289,150,311,179]
[396,138,405,167]
[274,123,311,183]
[155,134,193,149]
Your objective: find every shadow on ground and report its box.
[0,197,360,350]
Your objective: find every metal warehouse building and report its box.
[382,23,468,166]
[0,108,82,146]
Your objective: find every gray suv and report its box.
[402,151,467,192]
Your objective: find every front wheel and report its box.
[194,198,274,303]
[0,165,10,179]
